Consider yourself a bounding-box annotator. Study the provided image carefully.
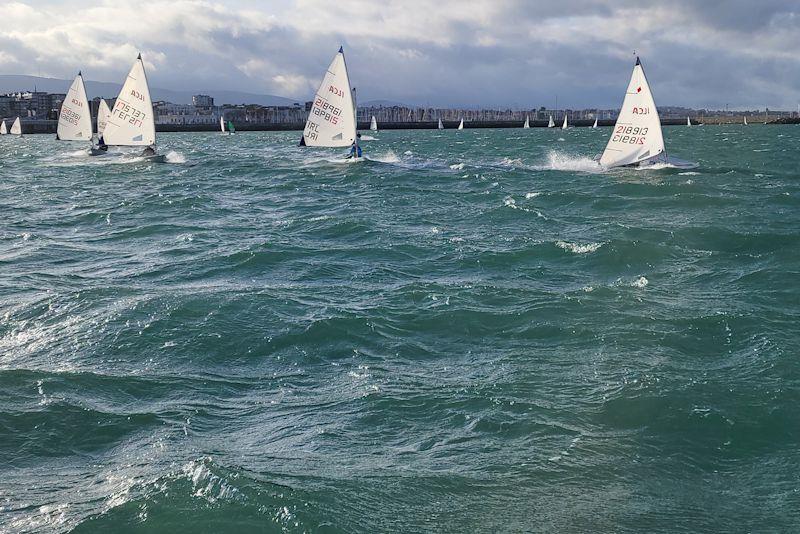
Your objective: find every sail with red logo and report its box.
[102,54,159,159]
[300,47,357,150]
[56,72,92,142]
[600,57,666,167]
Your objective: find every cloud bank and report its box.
[2,0,799,109]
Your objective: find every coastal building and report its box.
[192,94,214,108]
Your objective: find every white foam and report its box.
[359,135,377,141]
[556,241,603,254]
[369,150,400,163]
[165,150,186,164]
[536,151,604,173]
[525,192,541,199]
[679,171,699,176]
[631,276,649,288]
[450,162,465,170]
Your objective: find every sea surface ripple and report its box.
[1,126,799,532]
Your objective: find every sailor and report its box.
[347,133,363,159]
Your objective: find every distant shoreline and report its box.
[5,117,794,135]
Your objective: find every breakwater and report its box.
[3,116,786,135]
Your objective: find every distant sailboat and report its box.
[96,99,111,142]
[743,116,748,126]
[548,115,555,128]
[599,56,696,169]
[0,120,6,135]
[592,118,598,128]
[227,121,235,134]
[10,117,22,136]
[523,115,530,129]
[438,118,444,130]
[220,115,226,133]
[56,72,93,143]
[370,115,378,132]
[100,54,161,160]
[299,47,360,159]
[458,118,464,130]
[561,114,568,130]
[687,116,692,127]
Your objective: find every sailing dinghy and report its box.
[438,118,444,130]
[227,121,235,134]
[561,114,568,130]
[0,120,6,135]
[457,118,464,130]
[523,115,530,129]
[299,47,360,159]
[687,116,692,127]
[592,118,598,128]
[547,115,555,128]
[220,116,226,133]
[96,99,111,143]
[57,72,93,144]
[98,54,162,161]
[370,115,378,132]
[599,56,696,169]
[10,117,22,136]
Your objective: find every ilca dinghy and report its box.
[300,46,361,159]
[96,98,112,147]
[99,54,163,161]
[0,120,7,135]
[10,117,22,136]
[56,72,93,147]
[599,56,696,169]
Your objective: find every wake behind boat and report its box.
[599,56,696,170]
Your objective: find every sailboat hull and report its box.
[634,154,698,170]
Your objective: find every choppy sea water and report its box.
[1,126,799,532]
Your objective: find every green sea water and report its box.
[1,126,799,532]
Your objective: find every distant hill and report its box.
[0,75,298,106]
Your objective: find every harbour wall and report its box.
[4,116,792,135]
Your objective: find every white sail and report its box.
[301,47,356,147]
[458,118,464,130]
[438,118,444,130]
[0,120,6,135]
[548,115,555,128]
[744,116,748,125]
[562,114,568,129]
[103,54,156,147]
[687,116,692,127]
[599,57,665,168]
[592,118,598,128]
[10,117,22,135]
[97,99,111,138]
[57,72,93,141]
[370,115,378,131]
[220,115,226,133]
[523,115,530,129]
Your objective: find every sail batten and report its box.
[57,73,93,141]
[103,56,156,147]
[599,57,665,168]
[301,49,356,147]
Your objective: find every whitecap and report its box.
[556,241,603,254]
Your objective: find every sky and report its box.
[3,0,800,109]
